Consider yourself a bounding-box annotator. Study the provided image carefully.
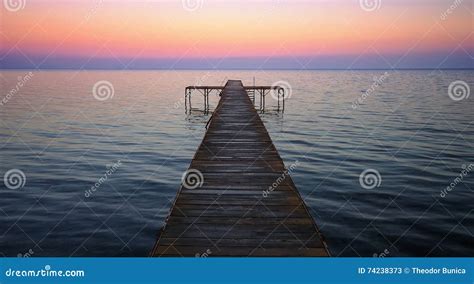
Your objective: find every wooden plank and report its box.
[158,237,323,248]
[166,217,314,225]
[156,246,328,257]
[151,80,329,257]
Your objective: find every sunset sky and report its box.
[1,0,472,69]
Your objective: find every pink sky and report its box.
[1,0,472,69]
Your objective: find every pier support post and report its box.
[206,89,210,113]
[282,88,285,112]
[184,89,187,113]
[277,87,285,112]
[277,88,280,112]
[188,89,192,112]
[203,89,207,113]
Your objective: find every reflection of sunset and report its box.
[1,1,472,68]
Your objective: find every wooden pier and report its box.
[185,84,286,113]
[151,80,329,256]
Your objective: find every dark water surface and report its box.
[0,70,472,256]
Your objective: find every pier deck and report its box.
[151,80,329,256]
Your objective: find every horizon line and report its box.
[1,68,473,71]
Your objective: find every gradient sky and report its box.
[0,0,473,69]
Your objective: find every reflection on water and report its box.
[0,70,473,256]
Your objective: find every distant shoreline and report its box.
[1,68,473,71]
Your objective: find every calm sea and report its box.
[0,70,473,256]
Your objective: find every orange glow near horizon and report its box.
[1,1,472,62]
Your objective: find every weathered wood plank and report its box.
[156,246,328,257]
[166,217,314,225]
[158,237,323,248]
